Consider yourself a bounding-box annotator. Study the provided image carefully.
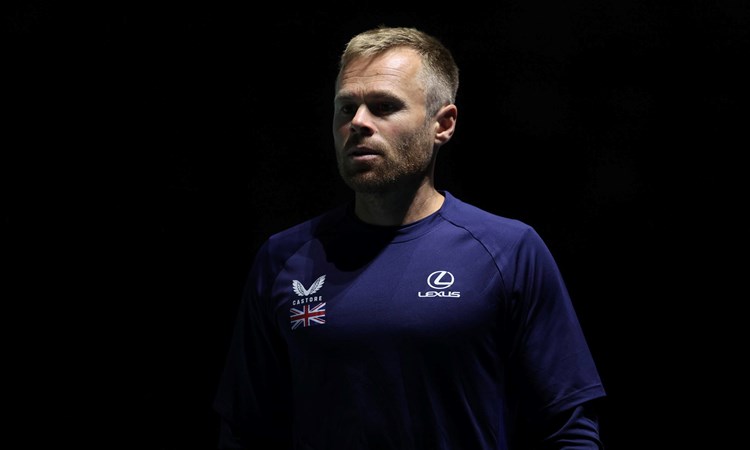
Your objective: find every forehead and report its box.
[336,48,424,98]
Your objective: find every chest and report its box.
[272,236,504,346]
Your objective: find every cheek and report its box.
[332,125,348,148]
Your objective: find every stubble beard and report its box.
[338,124,435,194]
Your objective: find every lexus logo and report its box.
[427,271,455,289]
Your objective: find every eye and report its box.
[371,101,399,116]
[338,103,356,116]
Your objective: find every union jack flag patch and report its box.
[290,303,326,330]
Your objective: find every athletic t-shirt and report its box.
[214,191,606,450]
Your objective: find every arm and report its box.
[213,243,294,449]
[536,401,605,450]
[506,228,607,449]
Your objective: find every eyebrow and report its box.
[334,90,400,104]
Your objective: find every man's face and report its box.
[332,48,436,193]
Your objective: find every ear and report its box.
[434,104,458,145]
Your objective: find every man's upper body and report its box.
[214,191,606,449]
[214,26,606,449]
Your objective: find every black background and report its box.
[5,2,747,449]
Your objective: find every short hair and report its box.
[338,26,459,117]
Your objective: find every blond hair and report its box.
[338,26,459,116]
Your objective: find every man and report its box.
[214,26,606,449]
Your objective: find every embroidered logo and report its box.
[290,275,327,329]
[290,303,327,330]
[418,270,461,298]
[427,270,455,289]
[292,275,326,296]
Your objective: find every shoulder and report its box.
[263,203,350,257]
[439,191,543,249]
[247,204,350,280]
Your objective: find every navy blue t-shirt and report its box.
[214,191,605,449]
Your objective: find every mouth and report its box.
[345,145,382,159]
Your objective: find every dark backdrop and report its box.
[5,2,746,449]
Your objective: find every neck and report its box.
[354,183,445,226]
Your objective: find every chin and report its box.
[343,175,390,194]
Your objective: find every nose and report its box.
[350,105,373,134]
